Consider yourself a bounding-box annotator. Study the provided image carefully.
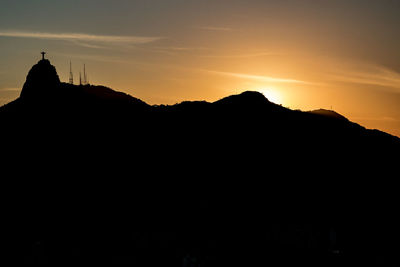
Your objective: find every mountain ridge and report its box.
[1,58,399,141]
[1,57,400,265]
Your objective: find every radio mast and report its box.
[83,64,87,85]
[69,61,74,84]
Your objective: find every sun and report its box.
[258,88,282,104]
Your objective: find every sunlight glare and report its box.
[259,88,282,104]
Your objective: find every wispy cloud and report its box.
[197,26,234,32]
[156,46,209,52]
[69,40,109,49]
[144,46,209,56]
[0,30,162,47]
[352,116,400,122]
[0,87,20,92]
[0,87,20,105]
[204,70,312,84]
[200,52,279,59]
[330,64,400,90]
[52,52,135,65]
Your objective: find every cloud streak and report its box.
[205,70,311,84]
[0,30,162,46]
[0,87,20,92]
[200,52,279,59]
[197,26,233,32]
[330,64,400,90]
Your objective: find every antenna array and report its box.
[69,62,89,86]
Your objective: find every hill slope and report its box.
[1,58,400,265]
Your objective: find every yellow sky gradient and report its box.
[1,1,400,137]
[57,49,398,137]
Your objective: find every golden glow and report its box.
[1,2,400,137]
[56,51,400,137]
[258,88,283,104]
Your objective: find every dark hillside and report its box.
[1,58,399,265]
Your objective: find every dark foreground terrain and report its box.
[1,58,399,265]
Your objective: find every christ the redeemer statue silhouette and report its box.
[41,51,46,60]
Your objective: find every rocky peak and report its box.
[20,58,61,100]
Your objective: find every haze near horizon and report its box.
[1,0,400,136]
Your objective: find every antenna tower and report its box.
[83,64,87,85]
[69,61,74,84]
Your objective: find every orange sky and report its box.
[1,0,399,136]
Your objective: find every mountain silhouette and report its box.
[214,90,273,106]
[20,58,61,100]
[1,57,399,265]
[309,109,349,121]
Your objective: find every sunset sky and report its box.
[1,0,400,136]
